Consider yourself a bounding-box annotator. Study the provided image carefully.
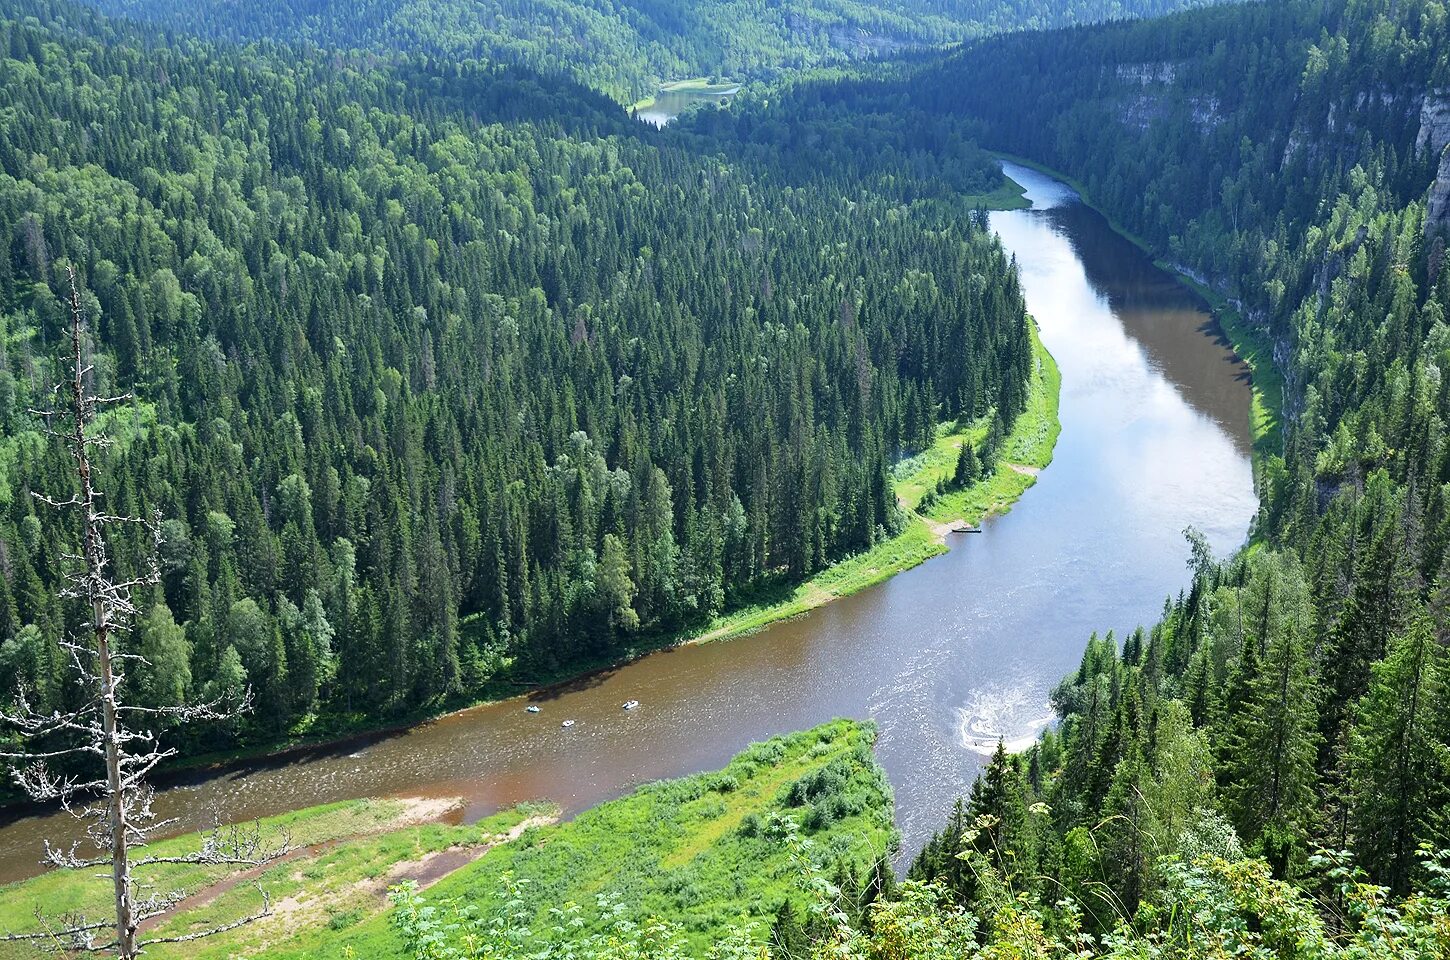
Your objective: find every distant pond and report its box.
[635,82,739,127]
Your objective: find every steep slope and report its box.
[0,0,1033,766]
[687,0,1450,935]
[82,0,1238,103]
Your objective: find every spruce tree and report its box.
[1348,609,1449,894]
[953,440,981,488]
[1224,619,1320,873]
[968,742,1036,890]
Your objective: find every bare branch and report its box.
[0,266,272,959]
[139,887,273,946]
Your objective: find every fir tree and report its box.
[1348,610,1450,894]
[952,440,981,488]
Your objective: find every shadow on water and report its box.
[1044,201,1253,456]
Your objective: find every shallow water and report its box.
[0,162,1257,885]
[635,84,738,126]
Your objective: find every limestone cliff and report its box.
[1426,146,1450,235]
[1417,90,1450,156]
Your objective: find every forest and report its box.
[0,0,1037,763]
[81,0,1230,103]
[3,0,1450,956]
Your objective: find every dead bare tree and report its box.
[0,266,288,958]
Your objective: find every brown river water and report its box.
[0,162,1257,886]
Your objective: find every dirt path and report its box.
[136,796,472,935]
[136,803,557,956]
[383,814,554,892]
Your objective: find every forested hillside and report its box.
[81,0,1234,103]
[674,0,1450,947]
[902,0,1450,902]
[0,0,1036,762]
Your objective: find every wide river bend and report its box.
[0,163,1257,885]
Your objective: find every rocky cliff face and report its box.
[1417,90,1450,156]
[1426,146,1450,235]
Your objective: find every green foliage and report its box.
[82,0,1230,104]
[377,825,1450,960]
[0,0,1039,772]
[386,878,768,960]
[1347,609,1450,894]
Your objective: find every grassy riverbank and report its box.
[292,720,893,959]
[895,321,1061,523]
[0,721,893,958]
[631,77,739,111]
[684,517,946,644]
[0,798,549,959]
[961,170,1031,211]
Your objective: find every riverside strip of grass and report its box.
[0,799,546,959]
[0,721,889,959]
[895,321,1061,523]
[961,170,1031,211]
[631,77,740,111]
[684,516,945,644]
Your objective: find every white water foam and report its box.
[956,684,1055,756]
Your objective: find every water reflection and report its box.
[635,85,739,127]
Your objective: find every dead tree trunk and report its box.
[1,265,286,958]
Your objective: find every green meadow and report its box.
[0,721,893,959]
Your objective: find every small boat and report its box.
[561,719,576,728]
[526,705,541,714]
[622,700,640,711]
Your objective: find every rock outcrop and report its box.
[1427,146,1450,235]
[1417,90,1450,156]
[1116,61,1177,85]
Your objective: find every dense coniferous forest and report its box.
[5,0,1450,954]
[0,0,1037,761]
[81,0,1232,103]
[777,0,1450,928]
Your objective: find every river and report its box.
[0,161,1257,886]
